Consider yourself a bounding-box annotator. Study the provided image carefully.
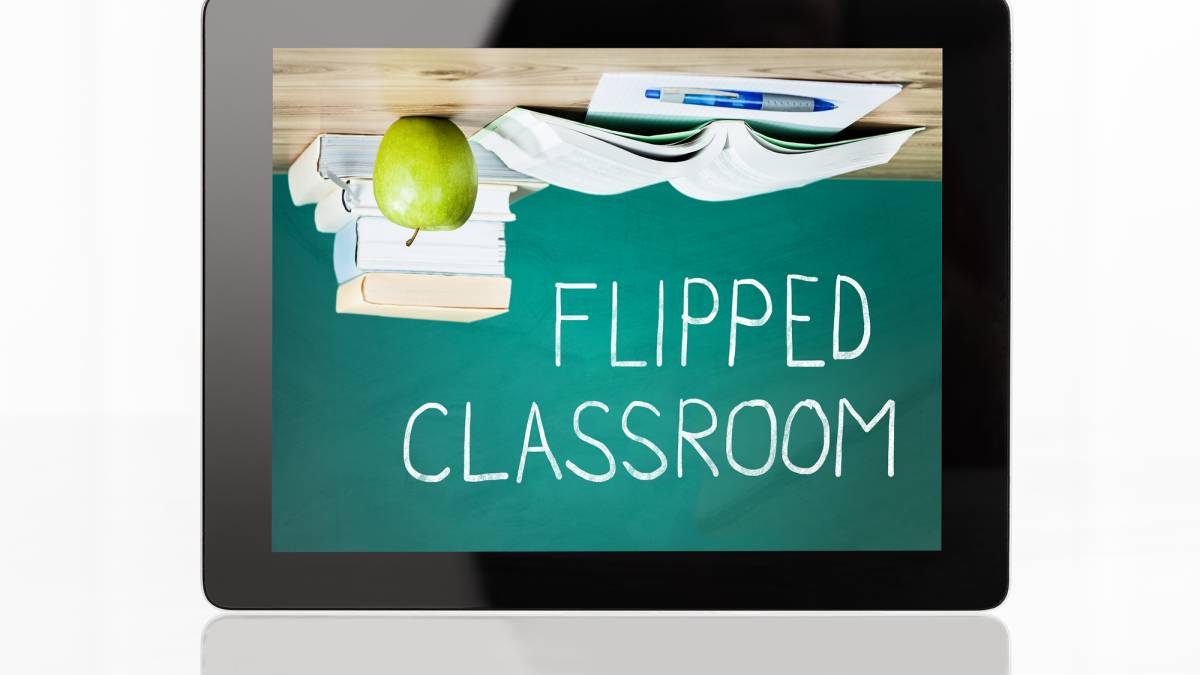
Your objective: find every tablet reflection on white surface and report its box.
[202,615,1007,675]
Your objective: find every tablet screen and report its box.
[270,48,941,553]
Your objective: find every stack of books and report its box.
[288,134,547,322]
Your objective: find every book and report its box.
[336,272,511,323]
[472,107,921,202]
[585,73,903,138]
[314,179,516,233]
[288,133,548,207]
[333,216,506,283]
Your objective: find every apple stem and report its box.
[406,228,420,247]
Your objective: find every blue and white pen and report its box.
[644,87,837,112]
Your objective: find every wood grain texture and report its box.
[273,48,941,180]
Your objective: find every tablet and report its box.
[204,0,1010,609]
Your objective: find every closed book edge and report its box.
[289,133,549,209]
[332,218,507,283]
[315,186,356,233]
[332,222,359,283]
[315,181,518,233]
[336,273,511,323]
[472,183,518,221]
[287,136,338,206]
[510,183,548,203]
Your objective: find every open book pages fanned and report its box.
[472,108,922,202]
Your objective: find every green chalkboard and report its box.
[272,175,941,551]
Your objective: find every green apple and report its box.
[373,117,478,245]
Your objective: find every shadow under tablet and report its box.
[202,615,1008,674]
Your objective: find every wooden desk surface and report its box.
[273,48,942,180]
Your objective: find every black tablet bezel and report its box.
[203,0,1010,609]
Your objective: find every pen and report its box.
[644,87,837,112]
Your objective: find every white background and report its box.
[2,0,1198,672]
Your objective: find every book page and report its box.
[746,126,923,153]
[671,124,920,201]
[351,217,506,277]
[561,118,717,158]
[474,109,728,195]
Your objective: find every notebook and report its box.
[586,73,903,137]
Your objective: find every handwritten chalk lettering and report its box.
[729,279,773,367]
[836,398,896,477]
[833,275,871,360]
[517,402,563,483]
[402,398,896,483]
[678,398,721,477]
[610,282,648,368]
[403,402,452,483]
[680,278,720,367]
[407,270,890,486]
[786,274,825,367]
[622,401,668,480]
[566,401,617,482]
[655,280,665,367]
[725,400,778,476]
[559,276,871,369]
[463,402,509,483]
[781,400,830,474]
[555,282,597,367]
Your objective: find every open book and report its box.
[472,108,922,202]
